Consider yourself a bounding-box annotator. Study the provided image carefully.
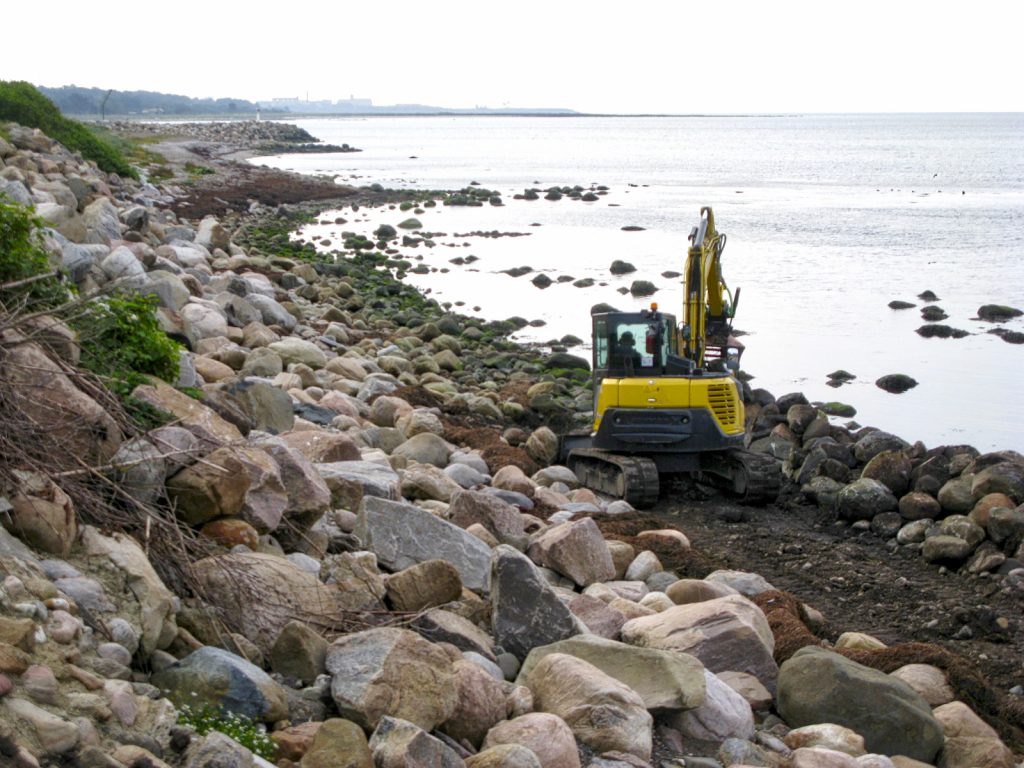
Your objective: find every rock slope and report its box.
[0,121,1022,768]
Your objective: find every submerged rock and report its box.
[875,374,918,393]
[976,304,1022,322]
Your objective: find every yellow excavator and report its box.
[559,207,780,507]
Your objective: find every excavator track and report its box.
[566,448,661,509]
[700,448,782,504]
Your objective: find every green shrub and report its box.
[176,704,277,760]
[0,80,138,178]
[0,195,68,307]
[71,293,181,399]
[185,162,214,176]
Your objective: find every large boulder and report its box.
[253,435,332,529]
[861,451,913,496]
[233,446,289,532]
[79,526,178,654]
[440,659,508,747]
[195,216,230,251]
[81,197,122,243]
[620,593,778,692]
[448,489,527,547]
[325,627,457,731]
[298,718,372,768]
[525,653,652,760]
[664,668,755,742]
[482,713,581,768]
[323,552,387,612]
[567,593,627,638]
[4,472,76,556]
[152,646,287,723]
[524,427,559,466]
[191,552,347,655]
[517,634,705,711]
[110,437,171,506]
[180,302,229,346]
[932,701,1014,768]
[225,381,295,434]
[281,431,361,463]
[248,293,298,331]
[132,377,243,447]
[777,646,943,762]
[400,463,463,502]
[464,744,542,768]
[411,609,497,662]
[1,697,79,758]
[938,475,976,514]
[165,446,252,526]
[2,336,123,462]
[971,460,1024,502]
[392,432,453,468]
[526,518,616,587]
[854,431,910,464]
[369,716,467,768]
[317,461,402,505]
[264,621,328,692]
[354,497,492,592]
[385,560,462,612]
[269,338,327,369]
[836,478,898,521]
[490,545,581,660]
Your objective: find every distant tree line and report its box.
[38,86,274,117]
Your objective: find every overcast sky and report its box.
[4,0,1020,113]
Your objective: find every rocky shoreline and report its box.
[0,120,1022,768]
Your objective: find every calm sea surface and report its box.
[253,114,1024,453]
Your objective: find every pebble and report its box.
[47,610,81,644]
[13,602,40,619]
[0,673,13,697]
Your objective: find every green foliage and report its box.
[72,293,181,400]
[88,123,173,180]
[176,704,277,760]
[0,80,138,178]
[0,196,69,307]
[237,210,320,261]
[185,162,214,176]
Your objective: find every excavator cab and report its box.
[593,308,694,379]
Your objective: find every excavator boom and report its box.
[683,206,739,367]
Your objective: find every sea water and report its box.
[252,114,1024,453]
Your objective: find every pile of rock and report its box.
[101,120,325,148]
[0,121,1020,768]
[749,391,1024,586]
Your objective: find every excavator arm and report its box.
[682,207,740,367]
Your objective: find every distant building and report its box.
[258,97,374,113]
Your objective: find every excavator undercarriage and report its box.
[564,444,781,508]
